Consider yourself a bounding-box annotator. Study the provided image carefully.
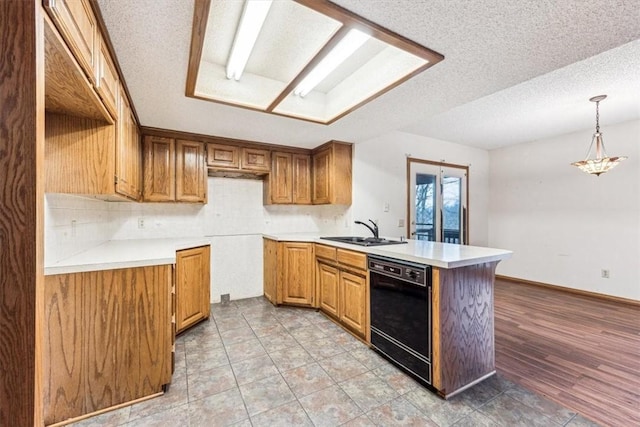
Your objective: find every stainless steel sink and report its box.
[320,236,408,247]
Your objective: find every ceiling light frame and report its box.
[186,0,445,124]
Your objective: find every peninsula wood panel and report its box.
[43,266,172,424]
[279,243,314,307]
[432,262,497,397]
[176,246,211,333]
[0,2,44,425]
[263,239,278,304]
[176,139,206,203]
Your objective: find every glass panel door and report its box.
[409,161,467,244]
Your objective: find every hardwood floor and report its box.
[494,278,640,427]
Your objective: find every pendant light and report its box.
[571,95,627,176]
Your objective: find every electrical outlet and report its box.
[221,293,230,304]
[138,217,145,229]
[383,202,390,212]
[71,219,77,237]
[601,269,610,279]
[398,219,405,227]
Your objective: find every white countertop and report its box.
[263,233,512,269]
[44,237,211,276]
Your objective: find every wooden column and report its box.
[0,0,45,425]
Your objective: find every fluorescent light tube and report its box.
[294,29,370,97]
[226,0,273,81]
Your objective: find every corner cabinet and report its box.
[312,141,352,205]
[263,239,314,307]
[175,245,211,334]
[264,152,311,205]
[143,136,207,203]
[315,244,368,338]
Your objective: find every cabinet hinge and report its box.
[114,175,118,185]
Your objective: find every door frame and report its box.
[406,157,470,244]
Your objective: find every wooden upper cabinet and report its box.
[207,143,239,169]
[176,140,206,203]
[279,242,314,307]
[293,154,311,204]
[115,88,141,200]
[95,34,118,119]
[176,246,211,334]
[143,136,176,202]
[44,0,98,85]
[242,147,270,172]
[143,136,206,203]
[265,151,311,205]
[312,141,352,205]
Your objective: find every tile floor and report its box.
[71,297,600,427]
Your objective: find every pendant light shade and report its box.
[571,95,627,176]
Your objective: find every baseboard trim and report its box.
[495,275,640,307]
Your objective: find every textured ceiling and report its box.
[96,0,640,149]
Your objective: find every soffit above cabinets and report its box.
[186,0,444,125]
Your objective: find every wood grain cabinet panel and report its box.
[242,147,270,172]
[279,242,314,307]
[176,140,206,203]
[206,143,239,169]
[340,271,367,337]
[312,141,352,205]
[143,136,176,202]
[44,0,98,85]
[95,35,118,119]
[116,89,141,200]
[263,239,278,305]
[265,152,311,205]
[318,262,340,318]
[43,265,172,425]
[176,246,211,334]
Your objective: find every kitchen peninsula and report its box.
[263,234,512,399]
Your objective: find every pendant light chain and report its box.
[595,99,600,133]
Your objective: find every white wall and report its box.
[489,119,640,301]
[352,131,491,246]
[45,177,350,303]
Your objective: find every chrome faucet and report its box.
[355,219,379,239]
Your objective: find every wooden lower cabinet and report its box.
[43,265,172,425]
[280,242,314,306]
[262,239,314,307]
[339,271,367,336]
[317,262,339,317]
[175,245,211,334]
[315,245,368,339]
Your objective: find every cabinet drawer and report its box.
[242,148,270,172]
[315,244,337,261]
[207,143,239,169]
[337,249,367,271]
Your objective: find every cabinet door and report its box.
[293,153,311,204]
[318,262,339,318]
[44,0,98,84]
[280,243,314,306]
[242,147,270,172]
[176,139,206,203]
[207,143,239,169]
[115,91,140,200]
[263,239,278,304]
[340,271,367,337]
[143,136,175,201]
[312,147,331,204]
[270,152,293,204]
[176,246,211,333]
[127,110,141,200]
[95,35,118,118]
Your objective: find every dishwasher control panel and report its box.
[368,255,430,286]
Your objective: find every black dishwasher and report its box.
[369,254,432,386]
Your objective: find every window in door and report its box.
[408,159,468,244]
